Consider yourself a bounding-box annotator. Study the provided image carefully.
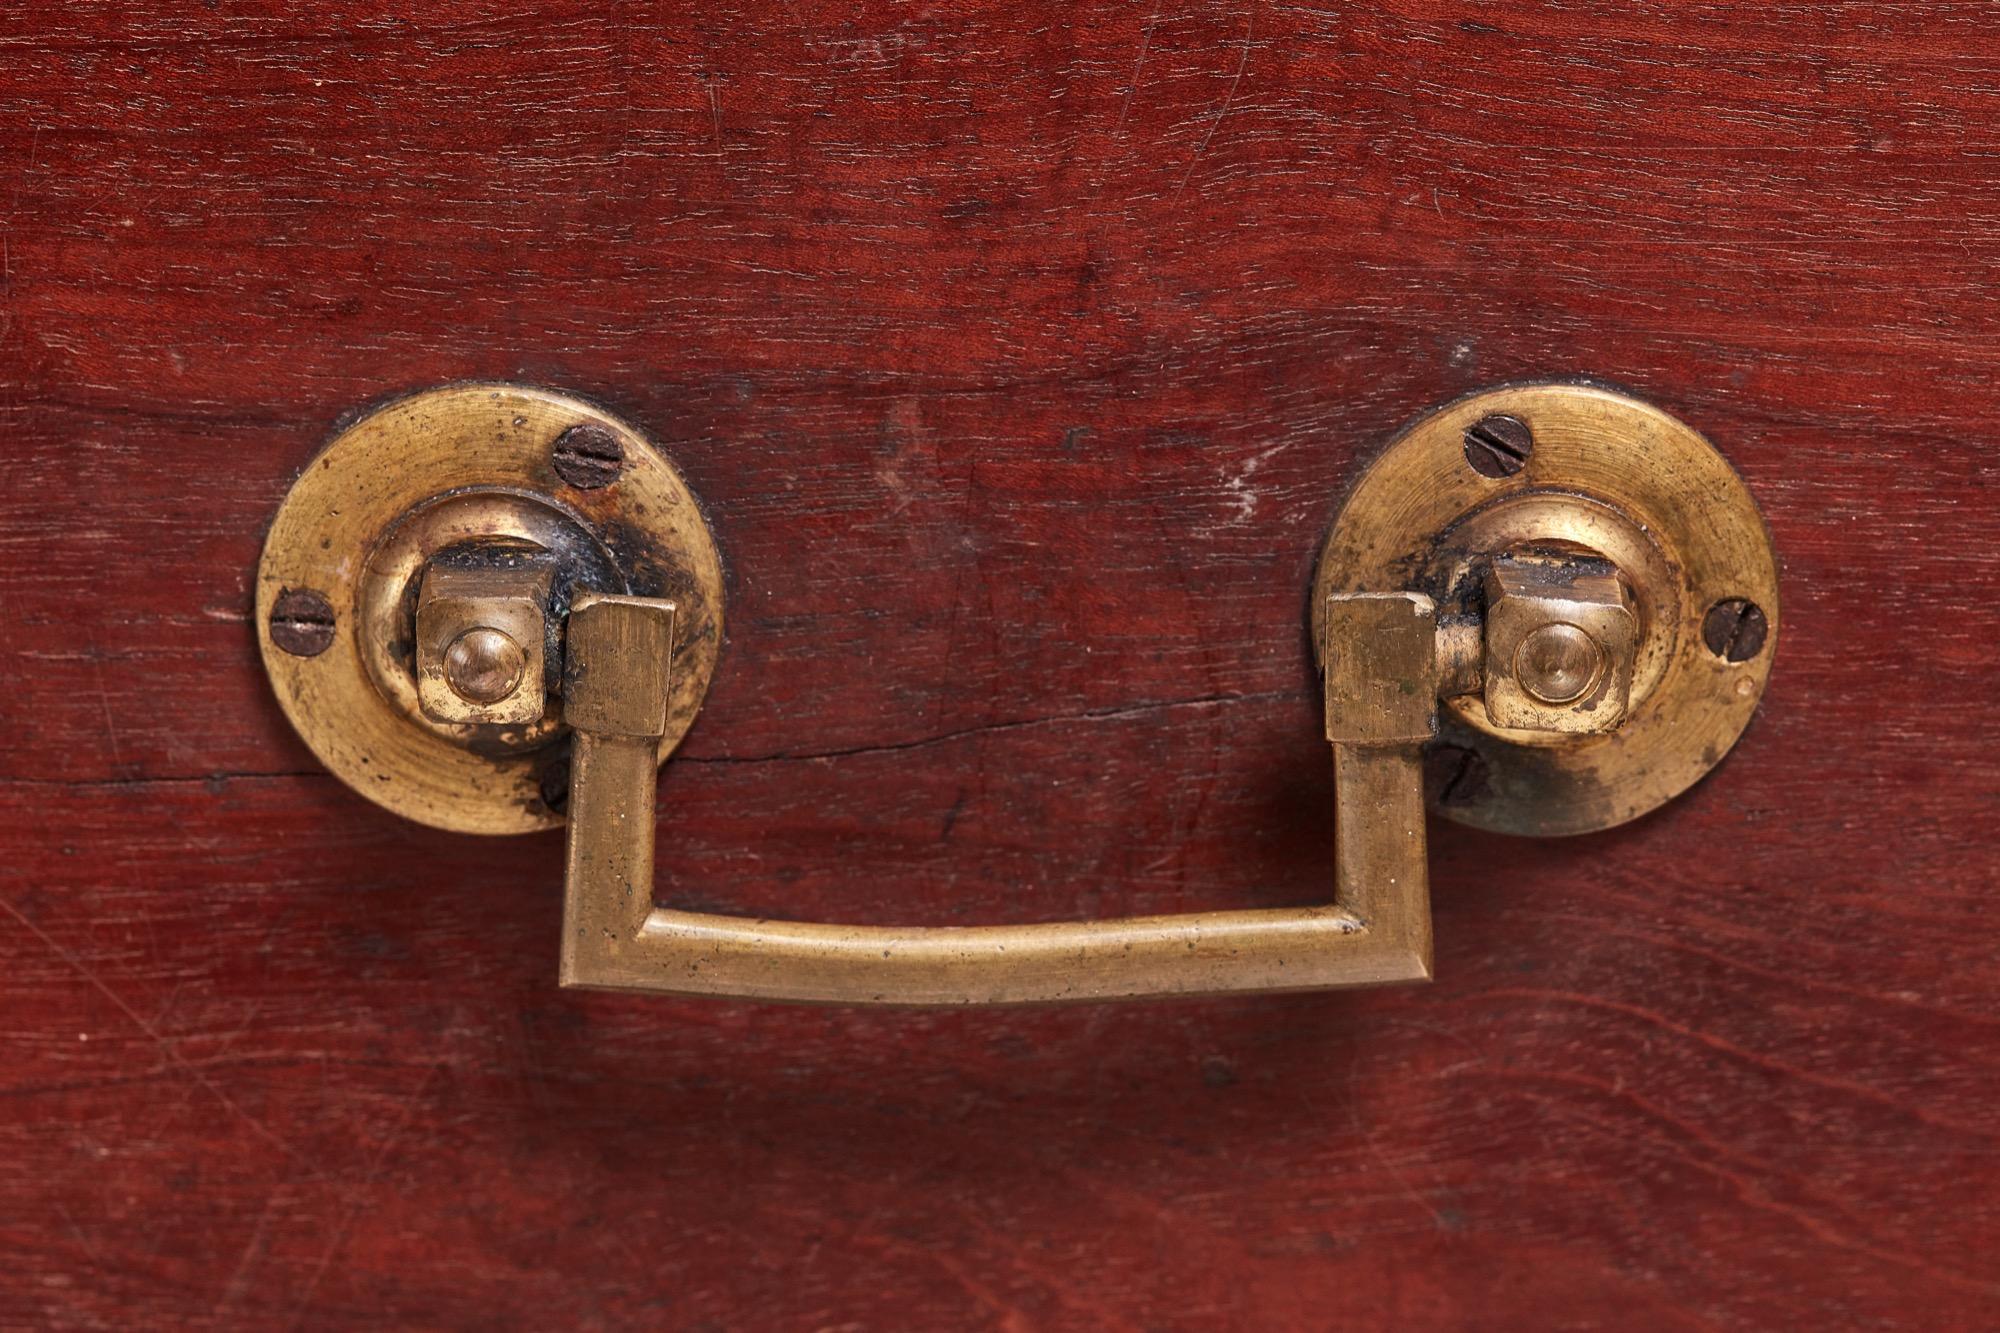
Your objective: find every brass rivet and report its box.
[1514,622,1603,705]
[444,627,527,705]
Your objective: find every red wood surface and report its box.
[3,3,1998,1328]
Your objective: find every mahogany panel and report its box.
[1,2,1996,1328]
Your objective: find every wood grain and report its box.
[1,2,1997,1328]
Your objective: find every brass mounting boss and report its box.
[258,382,1776,1005]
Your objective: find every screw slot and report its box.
[1701,598,1768,663]
[1462,414,1533,478]
[269,589,336,658]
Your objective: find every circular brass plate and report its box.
[1313,383,1778,836]
[257,384,725,835]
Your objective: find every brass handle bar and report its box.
[558,592,1437,1005]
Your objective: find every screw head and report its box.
[551,423,625,489]
[1463,414,1533,478]
[443,627,527,704]
[1702,598,1768,662]
[1514,622,1604,705]
[269,588,336,657]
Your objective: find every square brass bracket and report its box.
[414,556,556,727]
[1483,554,1638,734]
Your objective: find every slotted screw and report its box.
[1702,598,1768,662]
[269,589,336,658]
[551,423,625,490]
[1463,415,1533,478]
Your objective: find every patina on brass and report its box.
[256,383,725,835]
[1312,382,1779,836]
[556,592,1435,1004]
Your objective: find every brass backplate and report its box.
[1313,383,1779,836]
[257,384,725,834]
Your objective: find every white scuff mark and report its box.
[1222,444,1284,524]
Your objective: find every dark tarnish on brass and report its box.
[1314,383,1779,837]
[256,384,725,835]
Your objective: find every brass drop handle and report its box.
[258,383,1777,1005]
[558,592,1439,1004]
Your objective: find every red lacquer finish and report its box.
[2,3,1997,1328]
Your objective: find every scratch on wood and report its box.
[286,1063,441,1328]
[1114,1,1163,136]
[0,894,315,1176]
[1176,1,1257,196]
